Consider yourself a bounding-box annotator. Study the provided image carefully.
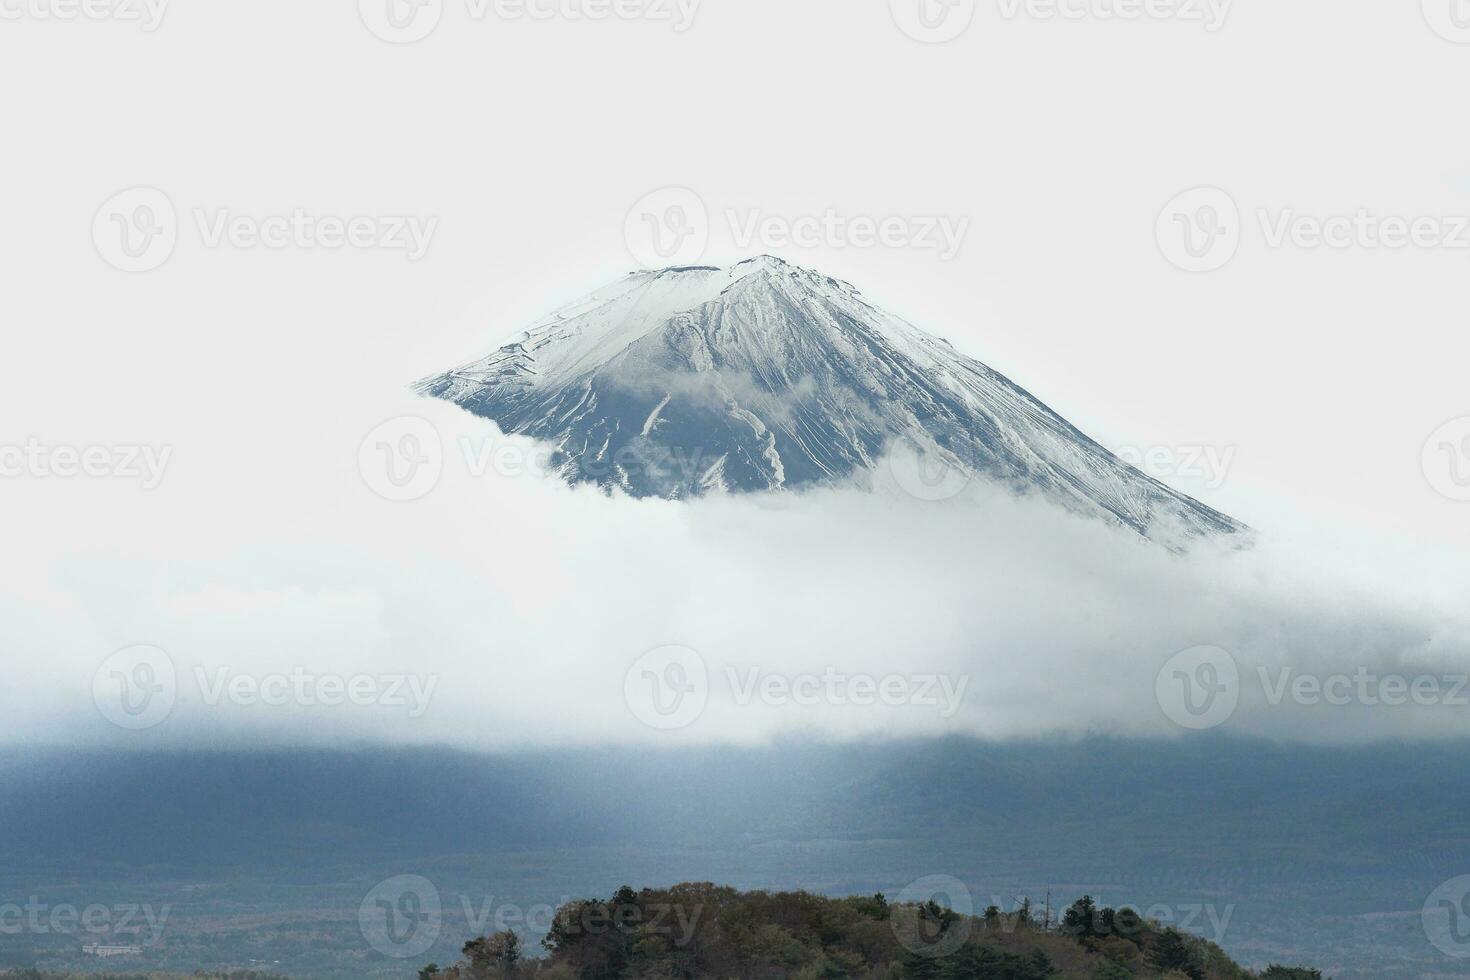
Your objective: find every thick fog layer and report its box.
[6,396,1469,750]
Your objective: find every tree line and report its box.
[416,883,1329,980]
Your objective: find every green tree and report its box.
[920,899,961,935]
[849,892,891,920]
[1101,906,1144,946]
[1092,960,1133,980]
[1063,896,1100,941]
[463,929,521,977]
[1148,929,1203,980]
[929,944,1055,980]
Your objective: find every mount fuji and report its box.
[416,256,1244,540]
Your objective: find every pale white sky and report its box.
[5,0,1468,550]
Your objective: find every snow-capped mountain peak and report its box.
[416,257,1245,540]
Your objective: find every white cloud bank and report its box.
[4,394,1470,751]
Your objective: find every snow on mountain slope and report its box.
[416,256,1245,540]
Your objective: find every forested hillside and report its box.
[418,884,1327,980]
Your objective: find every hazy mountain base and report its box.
[0,738,1459,979]
[0,973,289,979]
